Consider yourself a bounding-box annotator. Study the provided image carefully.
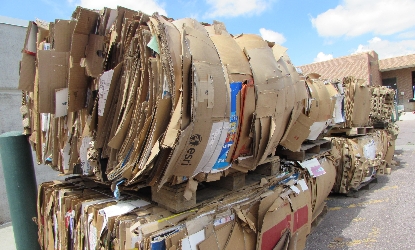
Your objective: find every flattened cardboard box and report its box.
[38,50,69,114]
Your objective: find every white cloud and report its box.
[204,0,274,18]
[398,30,415,39]
[259,28,286,44]
[78,0,167,16]
[353,37,415,59]
[311,0,415,37]
[314,52,333,62]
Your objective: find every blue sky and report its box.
[1,0,415,66]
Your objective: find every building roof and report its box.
[298,52,376,81]
[0,16,28,27]
[379,54,415,72]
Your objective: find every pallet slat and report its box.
[277,139,332,161]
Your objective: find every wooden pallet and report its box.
[326,126,374,136]
[346,177,378,197]
[276,139,332,162]
[152,160,284,213]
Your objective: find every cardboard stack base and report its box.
[36,157,336,250]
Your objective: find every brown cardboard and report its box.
[23,21,38,55]
[314,158,336,212]
[280,113,313,152]
[96,63,123,148]
[155,15,182,107]
[288,185,312,250]
[233,82,255,159]
[160,23,228,179]
[68,7,99,112]
[84,34,105,77]
[258,196,292,250]
[53,20,76,52]
[352,81,371,127]
[18,53,36,91]
[68,64,88,111]
[38,50,69,113]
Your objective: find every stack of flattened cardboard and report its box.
[340,76,372,128]
[370,86,395,125]
[294,74,398,194]
[36,156,336,250]
[18,6,339,191]
[329,129,395,194]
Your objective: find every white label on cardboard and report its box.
[290,185,301,194]
[307,121,328,140]
[98,201,143,237]
[98,199,150,236]
[162,75,171,98]
[43,43,50,50]
[192,122,226,174]
[334,95,345,123]
[53,214,58,249]
[98,69,114,116]
[209,121,232,173]
[55,88,68,117]
[62,140,71,170]
[89,224,98,250]
[364,140,376,160]
[213,213,235,226]
[181,229,205,250]
[81,198,114,217]
[41,113,50,132]
[80,136,92,175]
[298,158,326,177]
[297,179,309,191]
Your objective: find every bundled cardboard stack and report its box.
[295,75,397,194]
[18,6,347,191]
[17,5,398,249]
[330,130,395,194]
[36,156,336,250]
[370,86,395,125]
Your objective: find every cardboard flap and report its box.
[18,53,36,91]
[280,113,313,152]
[351,83,371,127]
[209,34,252,77]
[38,50,69,113]
[156,15,182,107]
[244,47,281,85]
[53,20,76,52]
[183,26,221,64]
[84,34,105,77]
[68,64,88,111]
[272,44,288,61]
[23,21,38,55]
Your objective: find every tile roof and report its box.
[378,54,415,71]
[299,52,372,82]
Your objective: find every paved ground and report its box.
[305,117,415,250]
